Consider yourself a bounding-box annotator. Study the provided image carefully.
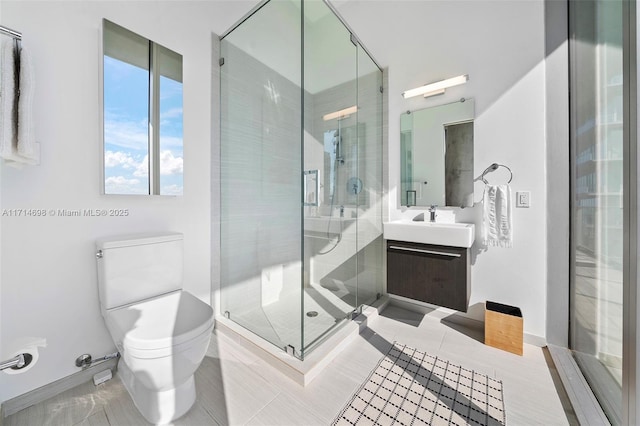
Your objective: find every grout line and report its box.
[244,390,282,425]
[438,329,447,351]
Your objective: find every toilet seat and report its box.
[106,290,214,357]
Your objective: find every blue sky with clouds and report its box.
[103,55,183,195]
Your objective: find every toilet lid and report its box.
[106,290,214,351]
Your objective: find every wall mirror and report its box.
[102,19,183,195]
[400,98,474,207]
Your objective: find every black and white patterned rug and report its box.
[333,343,506,426]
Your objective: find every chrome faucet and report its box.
[428,205,437,222]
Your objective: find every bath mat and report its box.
[333,342,506,426]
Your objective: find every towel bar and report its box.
[480,163,513,184]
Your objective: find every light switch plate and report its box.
[516,191,530,208]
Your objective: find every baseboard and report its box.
[388,295,547,347]
[524,333,547,347]
[2,358,118,418]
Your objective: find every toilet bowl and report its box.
[96,233,214,424]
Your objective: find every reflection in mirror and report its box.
[102,20,183,195]
[400,98,474,207]
[304,170,319,206]
[321,124,366,207]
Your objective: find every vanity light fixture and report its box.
[422,89,445,98]
[402,74,469,99]
[323,105,358,121]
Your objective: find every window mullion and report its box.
[148,41,161,195]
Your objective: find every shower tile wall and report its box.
[305,71,383,306]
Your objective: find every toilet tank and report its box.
[96,233,183,311]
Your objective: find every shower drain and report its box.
[306,311,319,317]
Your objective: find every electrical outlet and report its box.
[516,191,530,208]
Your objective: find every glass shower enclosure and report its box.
[220,0,383,359]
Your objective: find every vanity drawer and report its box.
[387,240,470,312]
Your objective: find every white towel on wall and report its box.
[0,39,17,163]
[17,42,36,162]
[483,184,513,248]
[0,39,38,167]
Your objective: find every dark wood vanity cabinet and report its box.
[386,240,470,312]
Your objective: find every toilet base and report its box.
[118,359,196,424]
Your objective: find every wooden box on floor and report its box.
[484,301,523,356]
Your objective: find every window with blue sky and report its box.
[103,20,183,195]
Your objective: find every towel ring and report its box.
[480,163,513,184]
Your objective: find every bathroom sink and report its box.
[383,220,475,248]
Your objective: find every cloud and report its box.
[162,184,183,196]
[133,150,183,177]
[106,176,140,185]
[133,159,148,177]
[104,112,148,150]
[160,150,183,175]
[104,151,139,169]
[104,176,144,194]
[105,111,183,150]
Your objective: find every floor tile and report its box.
[195,354,280,426]
[3,304,571,426]
[74,410,110,426]
[245,392,325,426]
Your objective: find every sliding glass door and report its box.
[569,0,624,423]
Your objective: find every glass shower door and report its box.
[220,0,303,355]
[355,44,383,308]
[302,0,359,354]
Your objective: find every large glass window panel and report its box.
[103,21,150,195]
[103,20,183,196]
[158,46,184,196]
[570,0,623,423]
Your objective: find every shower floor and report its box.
[229,280,378,356]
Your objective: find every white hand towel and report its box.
[0,39,18,164]
[483,184,513,247]
[0,39,38,167]
[17,42,37,163]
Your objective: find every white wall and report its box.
[335,0,548,340]
[0,0,254,402]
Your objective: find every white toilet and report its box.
[96,233,214,424]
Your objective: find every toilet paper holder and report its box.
[0,353,33,372]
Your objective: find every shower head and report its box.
[333,134,344,164]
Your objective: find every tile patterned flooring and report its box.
[333,343,505,426]
[4,304,571,425]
